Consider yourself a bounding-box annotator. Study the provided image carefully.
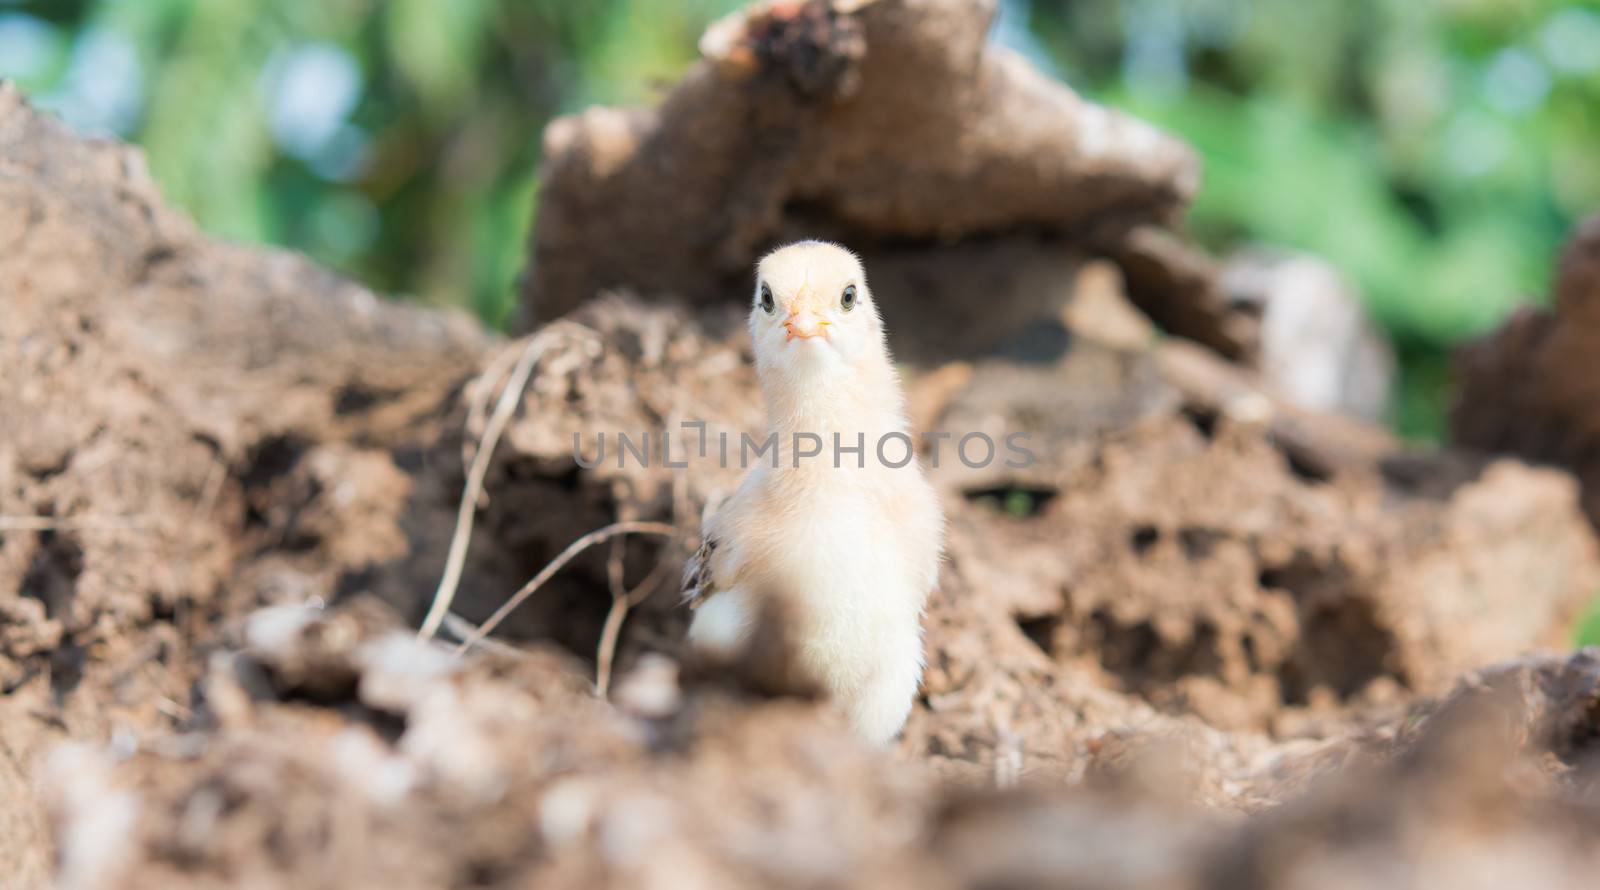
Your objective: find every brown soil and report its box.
[0,80,485,886]
[1455,213,1600,528]
[521,0,1255,363]
[5,2,1600,887]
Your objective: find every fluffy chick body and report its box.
[684,241,944,745]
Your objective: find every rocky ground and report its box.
[5,1,1600,888]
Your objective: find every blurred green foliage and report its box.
[2,0,741,326]
[5,0,1597,438]
[1575,592,1600,647]
[1022,0,1600,437]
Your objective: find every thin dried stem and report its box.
[419,331,571,641]
[595,597,630,698]
[451,520,677,657]
[461,344,521,483]
[594,528,631,697]
[594,531,679,697]
[439,613,531,660]
[593,418,690,698]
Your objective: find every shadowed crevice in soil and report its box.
[20,530,83,622]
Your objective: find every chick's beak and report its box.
[784,310,829,342]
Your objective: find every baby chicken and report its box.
[682,241,944,745]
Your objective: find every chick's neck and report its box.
[758,350,906,447]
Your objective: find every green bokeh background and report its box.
[4,1,1597,444]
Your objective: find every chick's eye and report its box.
[841,285,857,311]
[759,284,775,314]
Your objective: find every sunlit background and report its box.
[5,0,1598,439]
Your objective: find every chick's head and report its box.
[749,241,885,383]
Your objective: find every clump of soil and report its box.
[1455,213,1600,528]
[0,81,485,884]
[43,601,1600,889]
[523,0,1254,362]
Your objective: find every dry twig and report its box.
[592,411,692,697]
[418,328,590,641]
[451,520,677,656]
[594,530,679,697]
[439,613,532,660]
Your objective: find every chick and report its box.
[683,241,944,745]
